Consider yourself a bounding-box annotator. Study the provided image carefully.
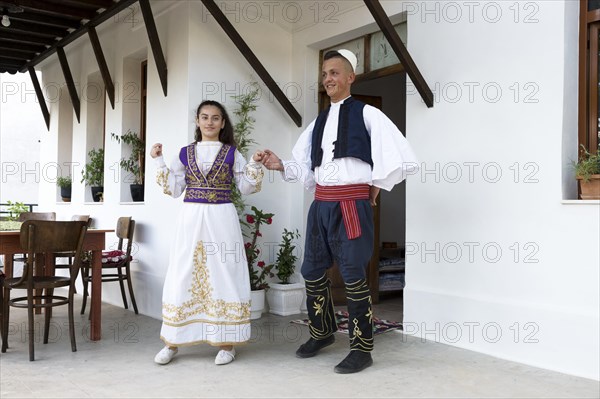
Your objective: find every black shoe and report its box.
[295,335,335,358]
[334,351,373,374]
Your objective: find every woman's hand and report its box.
[151,143,163,158]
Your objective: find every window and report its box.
[579,0,600,156]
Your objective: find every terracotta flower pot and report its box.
[577,175,600,200]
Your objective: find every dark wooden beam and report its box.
[20,0,139,73]
[0,29,56,45]
[138,0,168,96]
[4,20,70,38]
[0,39,46,53]
[0,58,24,67]
[201,0,302,127]
[363,0,433,108]
[87,26,115,108]
[27,66,50,130]
[57,46,81,123]
[15,0,98,20]
[0,49,36,60]
[9,12,82,29]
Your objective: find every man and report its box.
[261,49,418,374]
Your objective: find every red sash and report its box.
[315,184,370,240]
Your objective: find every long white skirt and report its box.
[160,202,251,347]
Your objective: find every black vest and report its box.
[310,97,373,171]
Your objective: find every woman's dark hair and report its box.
[194,100,236,146]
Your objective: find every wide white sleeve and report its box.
[281,120,317,192]
[365,106,420,191]
[154,154,186,198]
[234,150,264,195]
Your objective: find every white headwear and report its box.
[336,49,357,73]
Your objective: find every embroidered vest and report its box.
[179,143,235,203]
[310,97,373,171]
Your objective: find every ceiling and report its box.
[0,0,117,74]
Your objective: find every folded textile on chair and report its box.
[101,250,131,263]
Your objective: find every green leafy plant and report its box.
[231,85,260,217]
[111,131,145,185]
[81,148,104,187]
[274,228,301,284]
[573,144,600,182]
[56,175,72,188]
[6,201,28,221]
[244,206,275,290]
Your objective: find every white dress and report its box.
[154,141,263,347]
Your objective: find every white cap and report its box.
[336,49,357,73]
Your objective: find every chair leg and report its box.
[80,265,89,315]
[27,293,35,361]
[68,289,77,352]
[117,266,128,310]
[125,264,138,314]
[1,287,10,353]
[43,288,54,344]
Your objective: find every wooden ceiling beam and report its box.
[28,66,50,130]
[0,49,36,60]
[0,29,56,45]
[20,0,139,73]
[363,0,434,108]
[139,0,168,96]
[9,12,81,29]
[200,0,302,127]
[0,39,45,53]
[4,20,70,38]
[13,0,98,20]
[57,46,81,123]
[88,25,115,108]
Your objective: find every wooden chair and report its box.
[54,216,92,287]
[13,212,56,264]
[81,217,138,314]
[1,220,88,361]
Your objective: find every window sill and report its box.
[561,200,600,205]
[83,202,104,205]
[119,202,145,205]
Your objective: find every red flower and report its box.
[244,242,251,249]
[246,215,255,224]
[266,217,272,225]
[257,231,262,237]
[258,261,265,268]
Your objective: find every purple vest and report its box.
[179,143,235,204]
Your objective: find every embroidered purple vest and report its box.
[179,143,235,204]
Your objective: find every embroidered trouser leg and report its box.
[345,279,373,352]
[304,273,337,339]
[301,199,374,343]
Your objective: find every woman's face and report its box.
[196,105,225,141]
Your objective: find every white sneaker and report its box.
[215,347,236,365]
[154,346,178,365]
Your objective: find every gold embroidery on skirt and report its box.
[162,242,250,324]
[156,169,172,196]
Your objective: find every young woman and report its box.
[151,100,266,365]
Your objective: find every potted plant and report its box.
[81,148,104,202]
[111,131,145,202]
[266,228,305,316]
[56,176,72,202]
[244,206,275,319]
[573,144,600,200]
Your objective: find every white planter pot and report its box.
[266,282,305,316]
[250,289,265,320]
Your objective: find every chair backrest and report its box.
[17,220,87,283]
[71,214,92,226]
[115,217,135,253]
[18,212,56,222]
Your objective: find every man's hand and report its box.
[369,186,380,207]
[262,149,284,171]
[151,143,163,158]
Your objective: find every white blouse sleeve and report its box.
[365,105,420,191]
[281,120,317,192]
[234,150,264,195]
[154,154,187,198]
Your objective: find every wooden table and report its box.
[0,228,113,341]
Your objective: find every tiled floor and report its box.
[1,294,599,398]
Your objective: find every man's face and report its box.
[321,57,355,102]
